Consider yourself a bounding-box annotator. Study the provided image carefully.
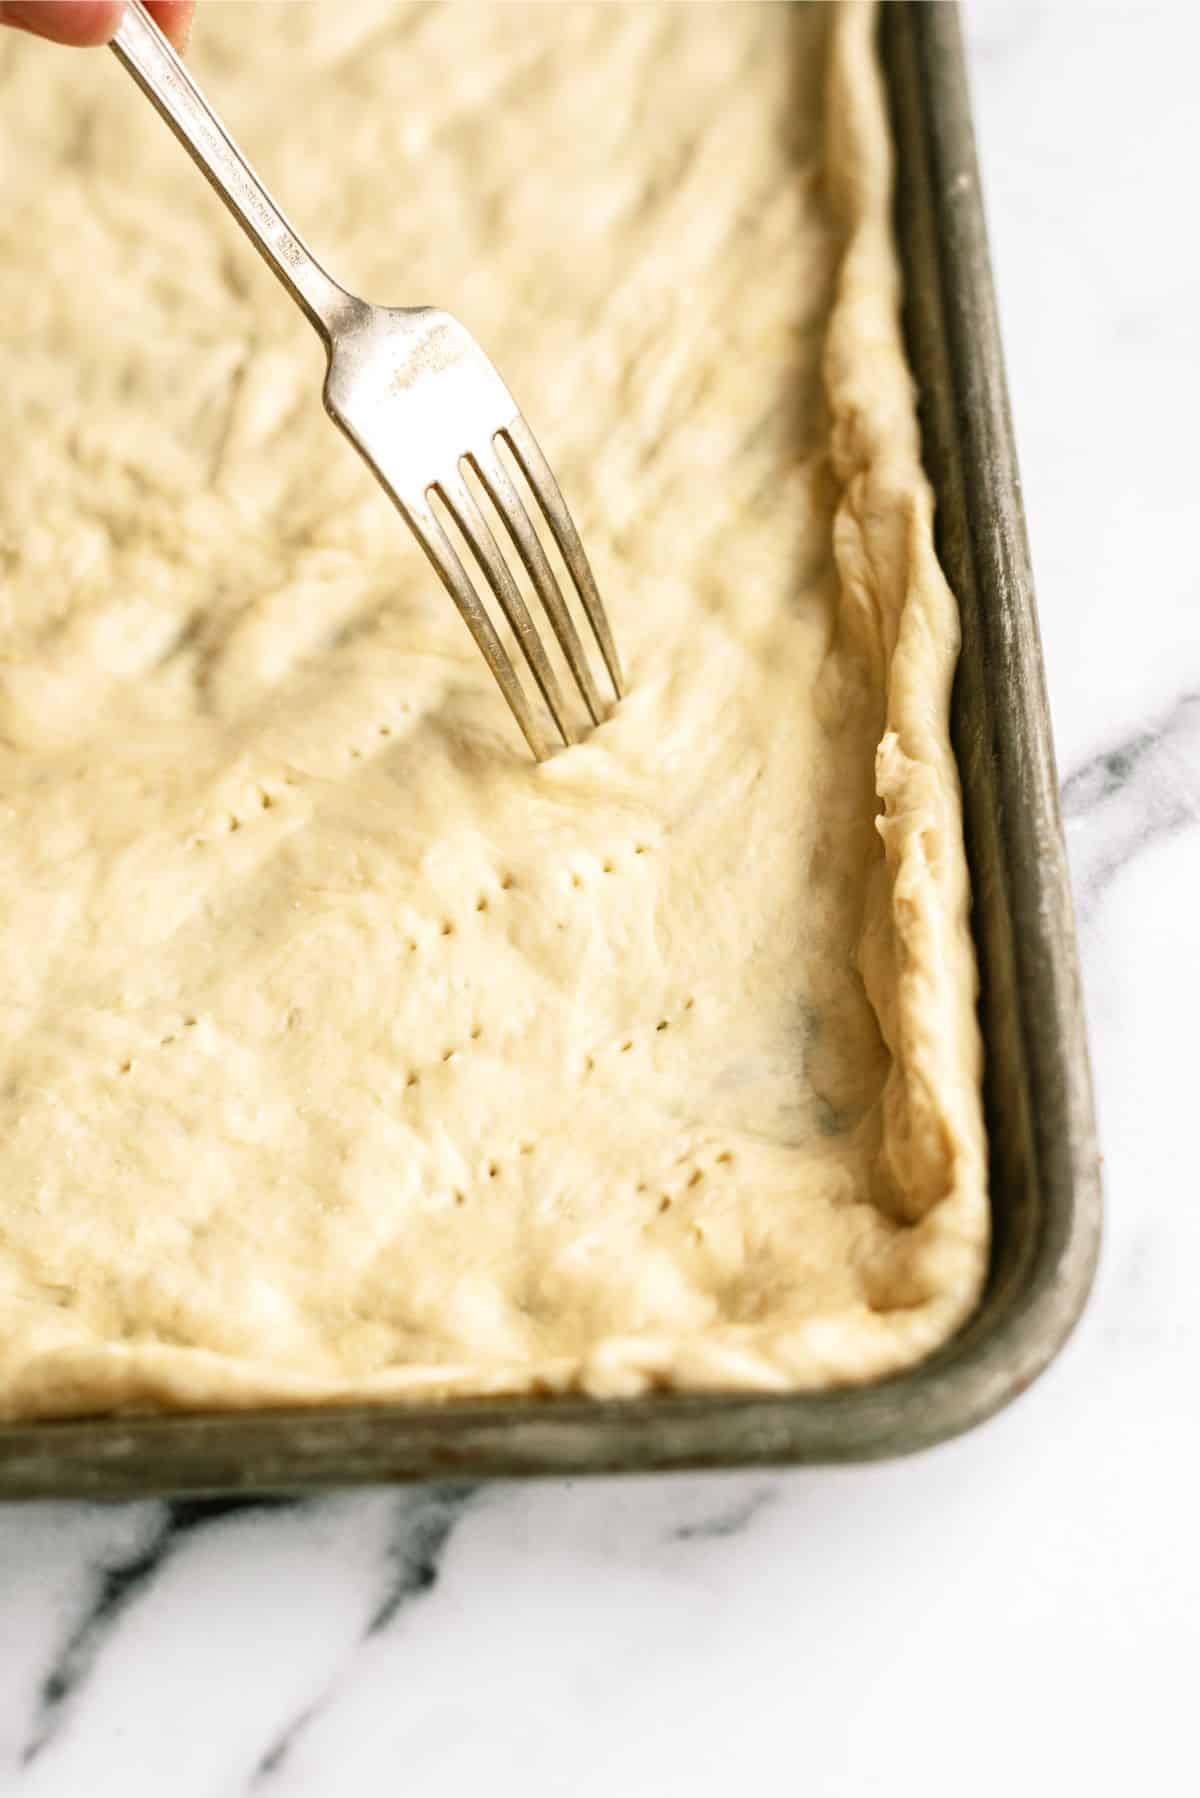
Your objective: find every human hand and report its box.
[0,1,193,50]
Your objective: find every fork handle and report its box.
[110,0,348,342]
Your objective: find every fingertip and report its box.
[144,0,194,54]
[0,1,126,47]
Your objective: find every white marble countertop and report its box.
[2,4,1197,1792]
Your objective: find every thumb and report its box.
[0,2,193,51]
[0,2,126,45]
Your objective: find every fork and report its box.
[110,0,621,759]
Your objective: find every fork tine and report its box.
[437,472,574,747]
[502,415,624,700]
[406,498,551,761]
[471,443,606,728]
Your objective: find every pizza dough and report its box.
[0,1,987,1418]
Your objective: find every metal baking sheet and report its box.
[0,2,1101,1499]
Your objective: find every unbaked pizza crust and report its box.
[0,1,987,1419]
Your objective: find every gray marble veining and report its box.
[1062,692,1200,922]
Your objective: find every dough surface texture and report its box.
[0,1,987,1417]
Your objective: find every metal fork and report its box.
[110,0,621,759]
